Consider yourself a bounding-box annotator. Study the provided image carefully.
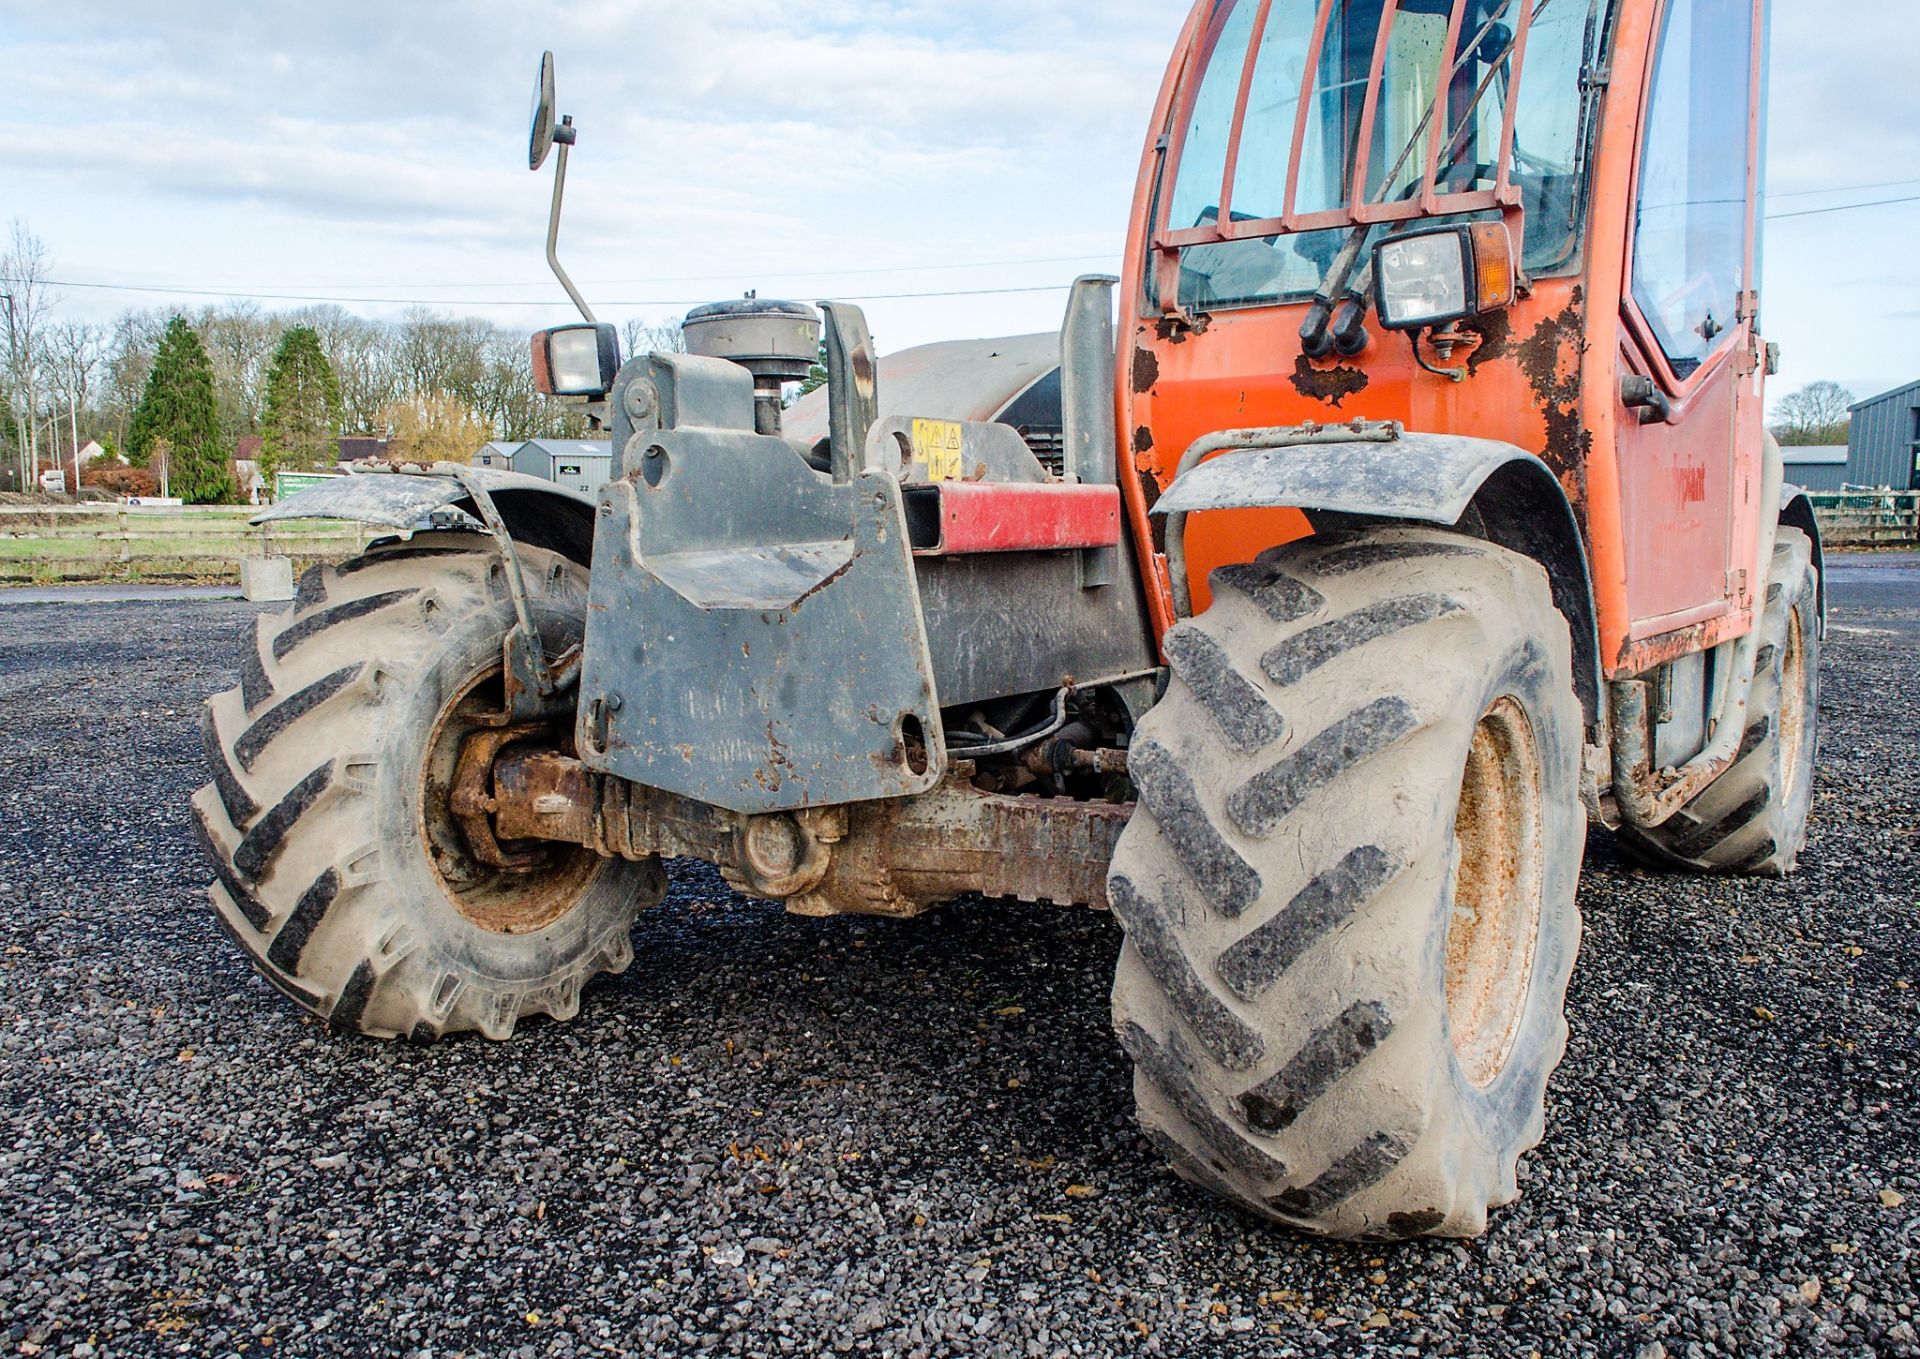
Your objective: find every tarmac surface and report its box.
[0,583,241,606]
[0,551,1914,1357]
[1824,550,1920,637]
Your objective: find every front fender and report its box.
[1156,430,1601,724]
[253,467,598,565]
[1154,431,1551,525]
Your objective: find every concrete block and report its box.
[240,555,296,603]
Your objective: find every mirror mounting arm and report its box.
[545,116,595,324]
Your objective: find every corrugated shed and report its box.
[1781,445,1849,492]
[1847,380,1920,489]
[512,440,614,496]
[1782,463,1848,492]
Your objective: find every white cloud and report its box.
[0,0,1913,391]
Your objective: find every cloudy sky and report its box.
[2,0,1915,405]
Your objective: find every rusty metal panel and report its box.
[576,429,946,816]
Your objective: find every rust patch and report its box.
[1152,313,1211,344]
[1289,355,1369,408]
[786,554,856,615]
[1459,308,1512,377]
[1133,425,1155,455]
[1138,471,1168,554]
[1515,288,1592,482]
[1131,346,1161,392]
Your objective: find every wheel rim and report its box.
[1446,696,1546,1089]
[1778,604,1809,797]
[420,662,604,936]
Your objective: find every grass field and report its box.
[0,505,371,585]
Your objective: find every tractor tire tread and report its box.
[1111,527,1585,1239]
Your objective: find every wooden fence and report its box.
[1809,491,1920,548]
[3,490,1910,589]
[0,505,373,585]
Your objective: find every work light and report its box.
[533,323,621,398]
[1373,222,1517,331]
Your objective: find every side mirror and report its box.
[532,323,621,398]
[529,52,558,171]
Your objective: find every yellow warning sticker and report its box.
[910,419,965,482]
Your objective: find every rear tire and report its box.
[1617,527,1820,876]
[193,533,664,1041]
[1110,528,1585,1239]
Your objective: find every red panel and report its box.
[914,483,1123,557]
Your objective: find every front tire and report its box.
[1110,528,1585,1239]
[193,534,663,1041]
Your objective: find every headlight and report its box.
[1375,230,1471,329]
[1372,222,1517,331]
[533,323,621,397]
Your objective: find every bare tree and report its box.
[102,309,169,448]
[621,316,686,360]
[193,302,282,438]
[2,219,58,482]
[44,319,105,489]
[1770,381,1855,447]
[395,308,493,410]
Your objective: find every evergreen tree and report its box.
[796,340,829,399]
[127,317,234,503]
[259,326,342,484]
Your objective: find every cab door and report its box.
[1614,0,1766,646]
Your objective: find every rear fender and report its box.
[1156,432,1601,724]
[253,468,598,565]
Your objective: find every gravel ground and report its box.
[0,556,1914,1359]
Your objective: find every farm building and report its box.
[1780,446,1849,493]
[513,439,614,496]
[1847,380,1920,490]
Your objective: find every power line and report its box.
[36,189,1914,308]
[39,277,1086,307]
[1765,193,1920,221]
[140,252,1118,293]
[1768,176,1920,200]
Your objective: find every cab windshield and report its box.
[1157,0,1606,312]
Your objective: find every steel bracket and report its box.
[451,468,580,724]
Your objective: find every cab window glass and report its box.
[1506,0,1595,273]
[1167,0,1261,232]
[1229,0,1323,221]
[1293,0,1387,215]
[1158,0,1603,313]
[1365,1,1456,203]
[1631,0,1753,376]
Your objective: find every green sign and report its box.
[275,472,342,501]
